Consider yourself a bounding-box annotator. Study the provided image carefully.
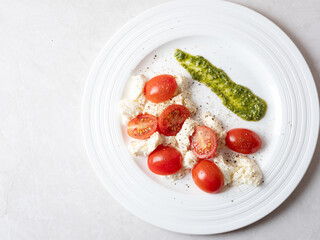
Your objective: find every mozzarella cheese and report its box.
[176,118,198,154]
[201,111,223,134]
[144,93,197,117]
[174,75,189,95]
[129,132,162,157]
[119,99,143,125]
[143,101,171,117]
[165,168,187,181]
[213,154,234,186]
[232,155,263,186]
[128,140,148,157]
[184,98,197,114]
[128,75,147,100]
[161,136,178,147]
[171,93,184,105]
[183,150,198,169]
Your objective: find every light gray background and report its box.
[0,0,319,239]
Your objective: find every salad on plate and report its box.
[119,50,264,194]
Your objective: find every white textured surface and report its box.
[0,0,319,239]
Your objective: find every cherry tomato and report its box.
[158,104,190,136]
[127,114,158,140]
[190,126,217,159]
[148,145,183,175]
[192,160,224,193]
[144,74,177,103]
[226,128,262,154]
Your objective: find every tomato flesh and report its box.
[158,104,190,136]
[192,160,224,193]
[191,126,217,159]
[148,145,183,175]
[144,74,177,103]
[127,114,158,140]
[226,128,262,154]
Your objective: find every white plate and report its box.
[82,0,319,234]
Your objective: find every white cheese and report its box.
[183,150,198,169]
[119,99,144,125]
[170,93,184,105]
[176,118,198,154]
[218,130,227,147]
[128,140,148,157]
[184,98,197,114]
[201,111,224,135]
[128,132,162,157]
[128,75,147,100]
[143,101,170,117]
[174,75,189,95]
[135,94,147,105]
[161,136,178,147]
[165,168,187,181]
[147,132,162,154]
[171,93,197,114]
[232,155,263,186]
[213,154,235,186]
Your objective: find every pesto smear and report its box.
[174,49,267,121]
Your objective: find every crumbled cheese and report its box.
[143,101,170,117]
[232,155,263,186]
[184,98,197,114]
[170,93,184,105]
[213,154,235,185]
[201,111,224,135]
[176,118,198,154]
[161,136,178,147]
[183,150,198,169]
[128,75,147,100]
[135,94,147,105]
[165,168,187,181]
[128,132,162,157]
[119,99,144,124]
[218,130,227,147]
[128,140,148,157]
[174,75,189,95]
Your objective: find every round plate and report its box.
[82,0,319,234]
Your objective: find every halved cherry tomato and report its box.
[158,104,190,136]
[190,126,217,159]
[148,145,183,175]
[226,128,262,154]
[192,160,224,193]
[127,114,158,140]
[144,74,177,103]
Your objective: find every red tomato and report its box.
[226,128,262,154]
[144,74,177,103]
[190,126,217,159]
[192,160,224,193]
[148,145,183,175]
[127,114,158,140]
[158,104,190,136]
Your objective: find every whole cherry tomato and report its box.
[144,74,177,103]
[226,128,262,154]
[148,145,183,175]
[192,160,224,193]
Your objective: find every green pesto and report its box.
[174,49,267,121]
